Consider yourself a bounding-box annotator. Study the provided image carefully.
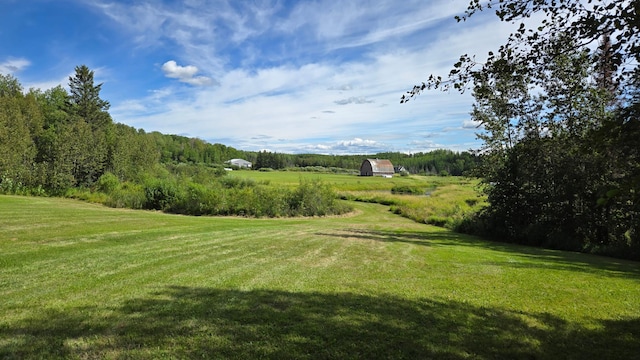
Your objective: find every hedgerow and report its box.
[94,173,351,218]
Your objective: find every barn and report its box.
[226,158,252,168]
[360,159,395,177]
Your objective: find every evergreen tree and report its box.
[66,65,114,186]
[68,65,111,129]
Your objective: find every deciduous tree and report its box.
[403,0,639,257]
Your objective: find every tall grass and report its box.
[230,172,485,228]
[340,178,485,229]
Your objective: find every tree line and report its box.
[251,150,478,175]
[0,67,352,217]
[404,0,639,259]
[0,65,477,221]
[0,65,477,198]
[0,66,258,196]
[1,66,155,194]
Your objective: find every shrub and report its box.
[166,182,227,216]
[219,176,256,189]
[96,172,120,194]
[252,185,288,217]
[287,179,350,216]
[226,187,255,216]
[104,172,352,218]
[25,185,47,197]
[0,176,47,196]
[64,188,108,204]
[105,182,146,209]
[0,176,23,195]
[143,179,179,211]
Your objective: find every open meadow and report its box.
[229,172,485,227]
[1,185,639,359]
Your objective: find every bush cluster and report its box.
[0,176,46,197]
[95,172,351,218]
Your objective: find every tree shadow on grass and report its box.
[317,228,640,280]
[315,228,444,248]
[1,286,638,359]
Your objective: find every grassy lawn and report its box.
[1,194,639,359]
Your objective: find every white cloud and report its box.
[22,70,78,93]
[162,60,198,79]
[161,60,215,86]
[90,0,281,76]
[112,99,147,113]
[334,96,374,105]
[0,58,30,74]
[338,138,379,147]
[328,84,353,91]
[462,119,484,129]
[296,138,390,155]
[408,139,443,150]
[115,43,486,152]
[92,0,523,153]
[184,76,216,86]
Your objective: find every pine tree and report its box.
[68,65,111,129]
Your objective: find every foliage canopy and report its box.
[403,0,639,258]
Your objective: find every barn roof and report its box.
[366,159,394,173]
[226,159,252,167]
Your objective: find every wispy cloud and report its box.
[328,84,353,91]
[110,37,489,152]
[9,0,527,154]
[334,96,373,105]
[299,137,391,155]
[0,57,30,74]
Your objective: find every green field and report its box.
[228,172,485,227]
[1,193,639,359]
[228,169,462,191]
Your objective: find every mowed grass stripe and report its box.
[3,205,351,300]
[1,195,639,359]
[3,195,638,314]
[2,225,287,306]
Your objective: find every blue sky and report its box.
[0,0,518,154]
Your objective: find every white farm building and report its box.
[226,159,252,169]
